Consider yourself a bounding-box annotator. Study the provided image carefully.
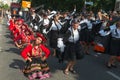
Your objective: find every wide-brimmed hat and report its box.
[36,33,46,42]
[18,19,24,23]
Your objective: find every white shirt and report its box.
[99,30,111,36]
[32,14,36,20]
[111,28,120,38]
[80,19,92,29]
[51,20,62,30]
[68,28,79,43]
[109,24,120,38]
[99,24,116,36]
[43,19,50,26]
[99,24,120,38]
[19,11,23,16]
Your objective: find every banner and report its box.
[22,1,31,8]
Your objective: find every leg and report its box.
[84,43,90,55]
[64,61,72,75]
[69,61,76,74]
[107,56,117,68]
[53,49,56,56]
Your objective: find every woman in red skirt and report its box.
[21,33,51,80]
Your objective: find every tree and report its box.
[0,1,10,18]
[31,0,116,12]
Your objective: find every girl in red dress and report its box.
[21,33,51,80]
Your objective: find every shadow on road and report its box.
[4,34,12,39]
[9,59,25,70]
[6,41,14,44]
[4,47,21,55]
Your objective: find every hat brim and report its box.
[36,33,46,42]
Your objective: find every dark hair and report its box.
[72,19,79,24]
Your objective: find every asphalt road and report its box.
[0,20,120,80]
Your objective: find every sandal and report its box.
[63,70,69,75]
[69,69,76,74]
[106,64,112,69]
[111,64,117,68]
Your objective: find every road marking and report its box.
[106,71,120,80]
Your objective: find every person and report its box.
[14,28,34,49]
[97,9,103,20]
[63,19,84,75]
[21,33,51,80]
[79,15,93,55]
[49,14,64,56]
[99,19,120,68]
[106,19,120,68]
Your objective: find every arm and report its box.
[71,5,76,16]
[21,44,32,60]
[40,44,50,58]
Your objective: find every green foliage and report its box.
[3,4,9,10]
[0,1,4,8]
[0,1,9,10]
[31,0,116,12]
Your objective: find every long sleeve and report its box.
[21,44,32,60]
[40,44,50,58]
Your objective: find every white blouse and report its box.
[68,28,79,43]
[51,20,62,30]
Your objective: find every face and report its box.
[72,23,79,30]
[21,25,26,29]
[25,31,30,35]
[14,21,18,25]
[35,37,42,45]
[18,21,22,25]
[54,15,59,21]
[63,13,67,17]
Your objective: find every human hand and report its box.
[41,56,46,61]
[27,57,32,62]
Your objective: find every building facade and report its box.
[115,0,120,11]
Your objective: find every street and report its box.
[0,20,120,80]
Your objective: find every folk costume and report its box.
[21,33,51,80]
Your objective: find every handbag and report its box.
[94,43,105,53]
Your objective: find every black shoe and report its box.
[63,70,69,75]
[69,69,76,74]
[111,64,117,68]
[106,65,112,69]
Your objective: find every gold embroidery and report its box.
[31,46,43,57]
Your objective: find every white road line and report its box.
[106,71,120,80]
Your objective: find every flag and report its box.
[85,1,93,6]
